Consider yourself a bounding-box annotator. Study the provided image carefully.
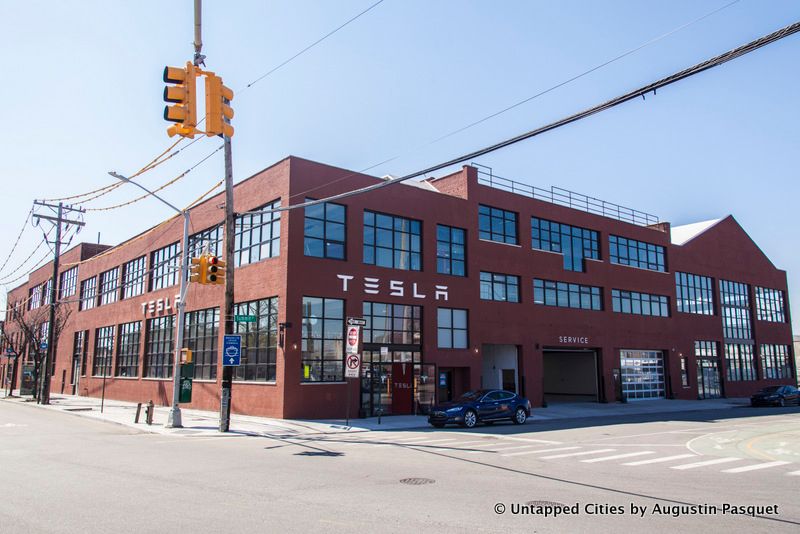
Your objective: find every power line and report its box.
[0,207,33,276]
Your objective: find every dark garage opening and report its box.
[543,349,599,403]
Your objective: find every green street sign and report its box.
[235,315,257,323]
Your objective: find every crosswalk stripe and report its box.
[581,451,655,463]
[502,446,581,457]
[540,448,616,460]
[721,461,791,473]
[466,445,534,454]
[405,439,459,446]
[787,470,800,476]
[671,457,743,470]
[623,454,697,466]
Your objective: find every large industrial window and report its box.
[760,344,791,380]
[41,279,52,306]
[755,287,786,323]
[304,200,346,260]
[189,224,223,257]
[234,199,281,267]
[92,326,114,377]
[437,308,467,349]
[720,280,752,339]
[234,298,278,382]
[60,267,78,299]
[436,224,466,276]
[301,297,344,382]
[363,211,421,271]
[145,315,175,379]
[480,272,520,303]
[531,217,599,272]
[609,235,665,272]
[612,289,669,317]
[725,343,755,381]
[79,277,97,311]
[185,307,219,380]
[675,272,714,315]
[150,242,180,290]
[478,204,517,244]
[534,279,602,310]
[74,330,88,377]
[98,267,119,306]
[122,256,147,299]
[28,285,42,310]
[116,321,141,377]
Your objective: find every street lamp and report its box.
[109,171,189,428]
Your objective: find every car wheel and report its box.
[461,410,477,428]
[512,407,527,425]
[779,398,786,407]
[431,423,445,429]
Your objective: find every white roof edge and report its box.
[670,218,724,246]
[380,175,439,192]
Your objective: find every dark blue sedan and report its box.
[428,389,531,428]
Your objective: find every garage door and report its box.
[620,350,665,400]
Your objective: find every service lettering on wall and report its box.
[141,294,181,316]
[558,336,589,344]
[337,274,449,301]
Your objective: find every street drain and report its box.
[526,500,567,507]
[400,478,435,485]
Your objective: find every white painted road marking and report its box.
[623,454,697,466]
[721,461,791,473]
[787,470,800,476]
[581,451,655,463]
[671,457,743,470]
[540,448,617,460]
[502,447,581,457]
[466,445,535,454]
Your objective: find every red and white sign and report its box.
[346,326,360,355]
[345,353,361,378]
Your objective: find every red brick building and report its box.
[2,157,795,419]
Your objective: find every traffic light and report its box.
[205,73,234,137]
[206,255,226,285]
[163,61,198,138]
[189,256,207,284]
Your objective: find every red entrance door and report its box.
[391,363,413,414]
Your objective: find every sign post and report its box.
[344,318,364,427]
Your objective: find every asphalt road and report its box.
[1,401,798,533]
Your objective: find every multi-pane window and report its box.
[79,277,97,311]
[60,267,78,298]
[531,217,599,272]
[99,267,119,306]
[151,242,180,290]
[122,256,147,299]
[42,279,52,306]
[755,287,786,323]
[234,199,281,267]
[534,279,602,310]
[116,321,141,377]
[611,289,669,317]
[695,340,718,359]
[478,204,517,244]
[480,272,520,302]
[304,200,346,260]
[234,298,278,382]
[301,297,344,382]
[437,308,468,349]
[29,285,42,310]
[609,235,666,272]
[185,308,219,380]
[73,330,88,377]
[363,211,421,270]
[760,345,791,380]
[675,272,714,315]
[92,326,114,377]
[725,343,755,381]
[362,302,422,346]
[720,280,752,339]
[436,225,466,276]
[188,224,223,257]
[145,315,175,378]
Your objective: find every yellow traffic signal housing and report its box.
[189,256,207,284]
[163,61,198,138]
[205,73,234,137]
[206,255,226,284]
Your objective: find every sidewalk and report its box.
[1,391,751,437]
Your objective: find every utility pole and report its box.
[32,201,85,405]
[219,115,235,432]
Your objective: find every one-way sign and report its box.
[346,317,366,326]
[223,335,241,366]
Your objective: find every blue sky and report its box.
[0,0,797,331]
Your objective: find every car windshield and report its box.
[758,386,781,394]
[457,390,488,402]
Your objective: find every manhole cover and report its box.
[400,478,435,485]
[526,500,567,507]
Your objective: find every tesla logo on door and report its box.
[337,274,448,301]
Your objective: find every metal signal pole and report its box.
[219,109,234,432]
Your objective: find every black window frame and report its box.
[479,271,520,303]
[755,286,786,323]
[233,298,278,382]
[234,199,281,267]
[301,296,344,382]
[531,217,599,272]
[98,267,120,306]
[185,307,220,380]
[363,210,422,271]
[60,267,78,299]
[116,321,141,377]
[304,199,346,260]
[478,204,518,244]
[92,325,114,377]
[720,279,752,340]
[145,315,175,379]
[611,289,670,317]
[436,224,466,276]
[79,277,97,311]
[122,256,147,299]
[609,235,666,272]
[436,307,468,349]
[150,242,180,291]
[675,272,714,315]
[534,279,602,310]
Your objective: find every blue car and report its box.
[428,389,531,428]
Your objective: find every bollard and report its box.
[145,400,154,425]
[134,403,143,423]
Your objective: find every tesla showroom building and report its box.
[2,157,795,419]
